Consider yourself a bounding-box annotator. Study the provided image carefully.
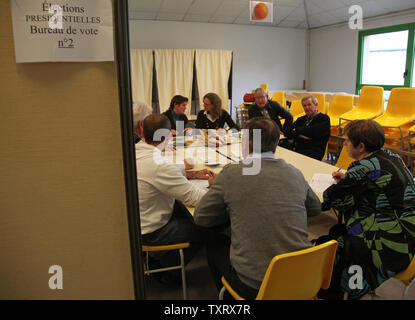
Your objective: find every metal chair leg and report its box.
[219,286,226,300]
[179,248,187,300]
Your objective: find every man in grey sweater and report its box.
[194,117,321,299]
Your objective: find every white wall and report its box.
[129,20,307,111]
[309,9,415,94]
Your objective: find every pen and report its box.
[336,165,344,172]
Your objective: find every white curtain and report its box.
[154,49,194,115]
[130,49,153,107]
[195,49,232,111]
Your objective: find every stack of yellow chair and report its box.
[310,92,330,114]
[290,100,305,121]
[271,91,286,109]
[260,83,270,97]
[339,86,384,130]
[373,87,415,151]
[326,94,354,156]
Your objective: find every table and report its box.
[171,134,343,215]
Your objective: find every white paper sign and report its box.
[10,0,114,63]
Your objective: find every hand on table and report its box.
[208,172,218,186]
[194,169,215,180]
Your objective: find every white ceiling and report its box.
[128,0,415,29]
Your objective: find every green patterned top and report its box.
[323,147,415,273]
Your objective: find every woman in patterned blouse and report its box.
[320,119,415,299]
[195,93,239,131]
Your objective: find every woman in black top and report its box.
[162,95,191,136]
[195,93,239,131]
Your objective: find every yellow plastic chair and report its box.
[142,242,190,299]
[336,145,355,170]
[373,88,415,150]
[290,100,305,121]
[393,256,415,300]
[310,92,330,114]
[219,240,338,300]
[259,83,270,97]
[271,91,286,109]
[339,86,384,125]
[327,94,354,127]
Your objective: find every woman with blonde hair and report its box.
[195,93,239,130]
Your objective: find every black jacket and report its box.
[289,112,331,161]
[248,100,293,135]
[162,109,189,134]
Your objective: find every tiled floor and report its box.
[145,211,415,300]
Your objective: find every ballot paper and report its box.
[309,173,335,193]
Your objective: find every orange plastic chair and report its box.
[339,86,384,125]
[327,94,354,127]
[219,240,338,300]
[142,242,190,299]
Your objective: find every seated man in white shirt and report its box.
[136,114,216,272]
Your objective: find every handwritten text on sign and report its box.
[11,0,114,63]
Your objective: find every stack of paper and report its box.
[309,173,335,193]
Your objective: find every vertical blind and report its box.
[130,49,232,113]
[195,49,233,112]
[154,49,194,114]
[130,49,153,107]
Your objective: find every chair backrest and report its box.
[255,240,338,300]
[336,145,355,170]
[271,91,286,108]
[329,94,354,118]
[290,100,305,117]
[394,256,415,283]
[259,83,270,96]
[384,87,415,118]
[356,86,384,114]
[310,92,328,114]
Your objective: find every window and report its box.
[356,23,415,95]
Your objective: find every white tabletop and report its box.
[182,138,343,214]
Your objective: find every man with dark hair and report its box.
[248,88,293,136]
[286,95,330,161]
[194,117,321,299]
[135,114,216,271]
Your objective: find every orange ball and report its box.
[254,2,268,20]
